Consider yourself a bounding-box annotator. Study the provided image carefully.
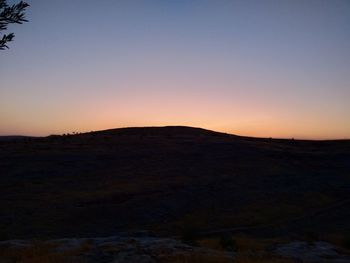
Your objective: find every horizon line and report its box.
[1,125,349,142]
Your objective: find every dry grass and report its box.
[198,235,286,253]
[234,252,295,263]
[195,235,295,263]
[324,233,350,254]
[198,237,223,250]
[161,251,294,263]
[0,241,88,263]
[161,252,233,263]
[234,235,287,252]
[0,237,294,263]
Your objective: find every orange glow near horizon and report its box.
[1,87,349,139]
[1,1,349,139]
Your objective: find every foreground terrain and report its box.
[0,126,350,261]
[2,233,350,263]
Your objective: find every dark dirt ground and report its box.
[0,126,349,241]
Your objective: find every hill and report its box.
[0,136,37,141]
[0,126,349,243]
[90,125,231,137]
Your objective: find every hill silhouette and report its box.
[90,126,231,137]
[0,126,349,241]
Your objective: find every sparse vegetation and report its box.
[342,232,350,250]
[0,241,87,263]
[181,221,200,246]
[303,229,319,245]
[164,253,233,263]
[0,127,349,261]
[220,234,236,252]
[233,253,295,263]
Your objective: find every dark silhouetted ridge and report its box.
[0,135,37,141]
[89,126,233,138]
[1,125,350,240]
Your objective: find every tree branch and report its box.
[0,0,29,50]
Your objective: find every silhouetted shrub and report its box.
[220,234,236,252]
[342,231,350,249]
[181,223,200,246]
[304,229,319,245]
[0,230,9,241]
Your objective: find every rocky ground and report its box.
[0,233,233,263]
[1,234,350,263]
[273,241,350,262]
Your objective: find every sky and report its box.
[1,0,349,139]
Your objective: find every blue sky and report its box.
[1,0,349,138]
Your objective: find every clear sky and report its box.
[1,0,349,139]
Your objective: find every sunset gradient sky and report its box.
[1,0,349,139]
